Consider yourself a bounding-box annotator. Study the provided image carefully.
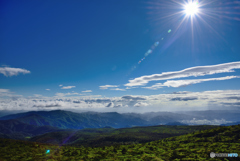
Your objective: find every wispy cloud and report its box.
[0,66,30,77]
[33,94,42,97]
[0,89,22,98]
[143,76,240,89]
[99,85,119,90]
[0,89,10,93]
[55,92,83,97]
[110,88,126,91]
[125,61,240,86]
[59,85,63,87]
[170,97,198,101]
[61,86,76,89]
[82,90,92,93]
[46,89,50,91]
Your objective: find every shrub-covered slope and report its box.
[0,125,239,160]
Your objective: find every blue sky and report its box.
[0,0,240,112]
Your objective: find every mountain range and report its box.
[0,119,62,140]
[0,109,240,141]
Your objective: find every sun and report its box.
[184,1,199,16]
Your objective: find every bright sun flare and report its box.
[184,2,199,16]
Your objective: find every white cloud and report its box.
[110,88,126,91]
[0,89,22,98]
[0,67,30,77]
[122,95,146,101]
[46,89,50,91]
[143,76,240,89]
[82,90,92,93]
[0,89,11,97]
[61,86,76,89]
[125,61,240,86]
[0,89,10,93]
[59,85,63,87]
[33,94,42,97]
[99,85,119,90]
[134,102,148,107]
[55,92,83,97]
[114,104,123,108]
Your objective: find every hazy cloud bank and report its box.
[181,118,233,125]
[0,89,239,112]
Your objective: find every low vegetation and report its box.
[0,125,239,160]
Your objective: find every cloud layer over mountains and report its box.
[0,89,239,113]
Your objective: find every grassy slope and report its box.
[0,125,239,160]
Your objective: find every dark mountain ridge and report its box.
[1,109,239,131]
[0,119,61,140]
[0,110,149,129]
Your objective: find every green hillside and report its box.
[30,125,219,147]
[0,125,239,160]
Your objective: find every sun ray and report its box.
[151,11,184,21]
[171,0,186,6]
[175,15,188,33]
[143,0,240,58]
[196,14,227,43]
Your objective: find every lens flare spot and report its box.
[147,49,152,54]
[154,41,159,46]
[46,149,50,154]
